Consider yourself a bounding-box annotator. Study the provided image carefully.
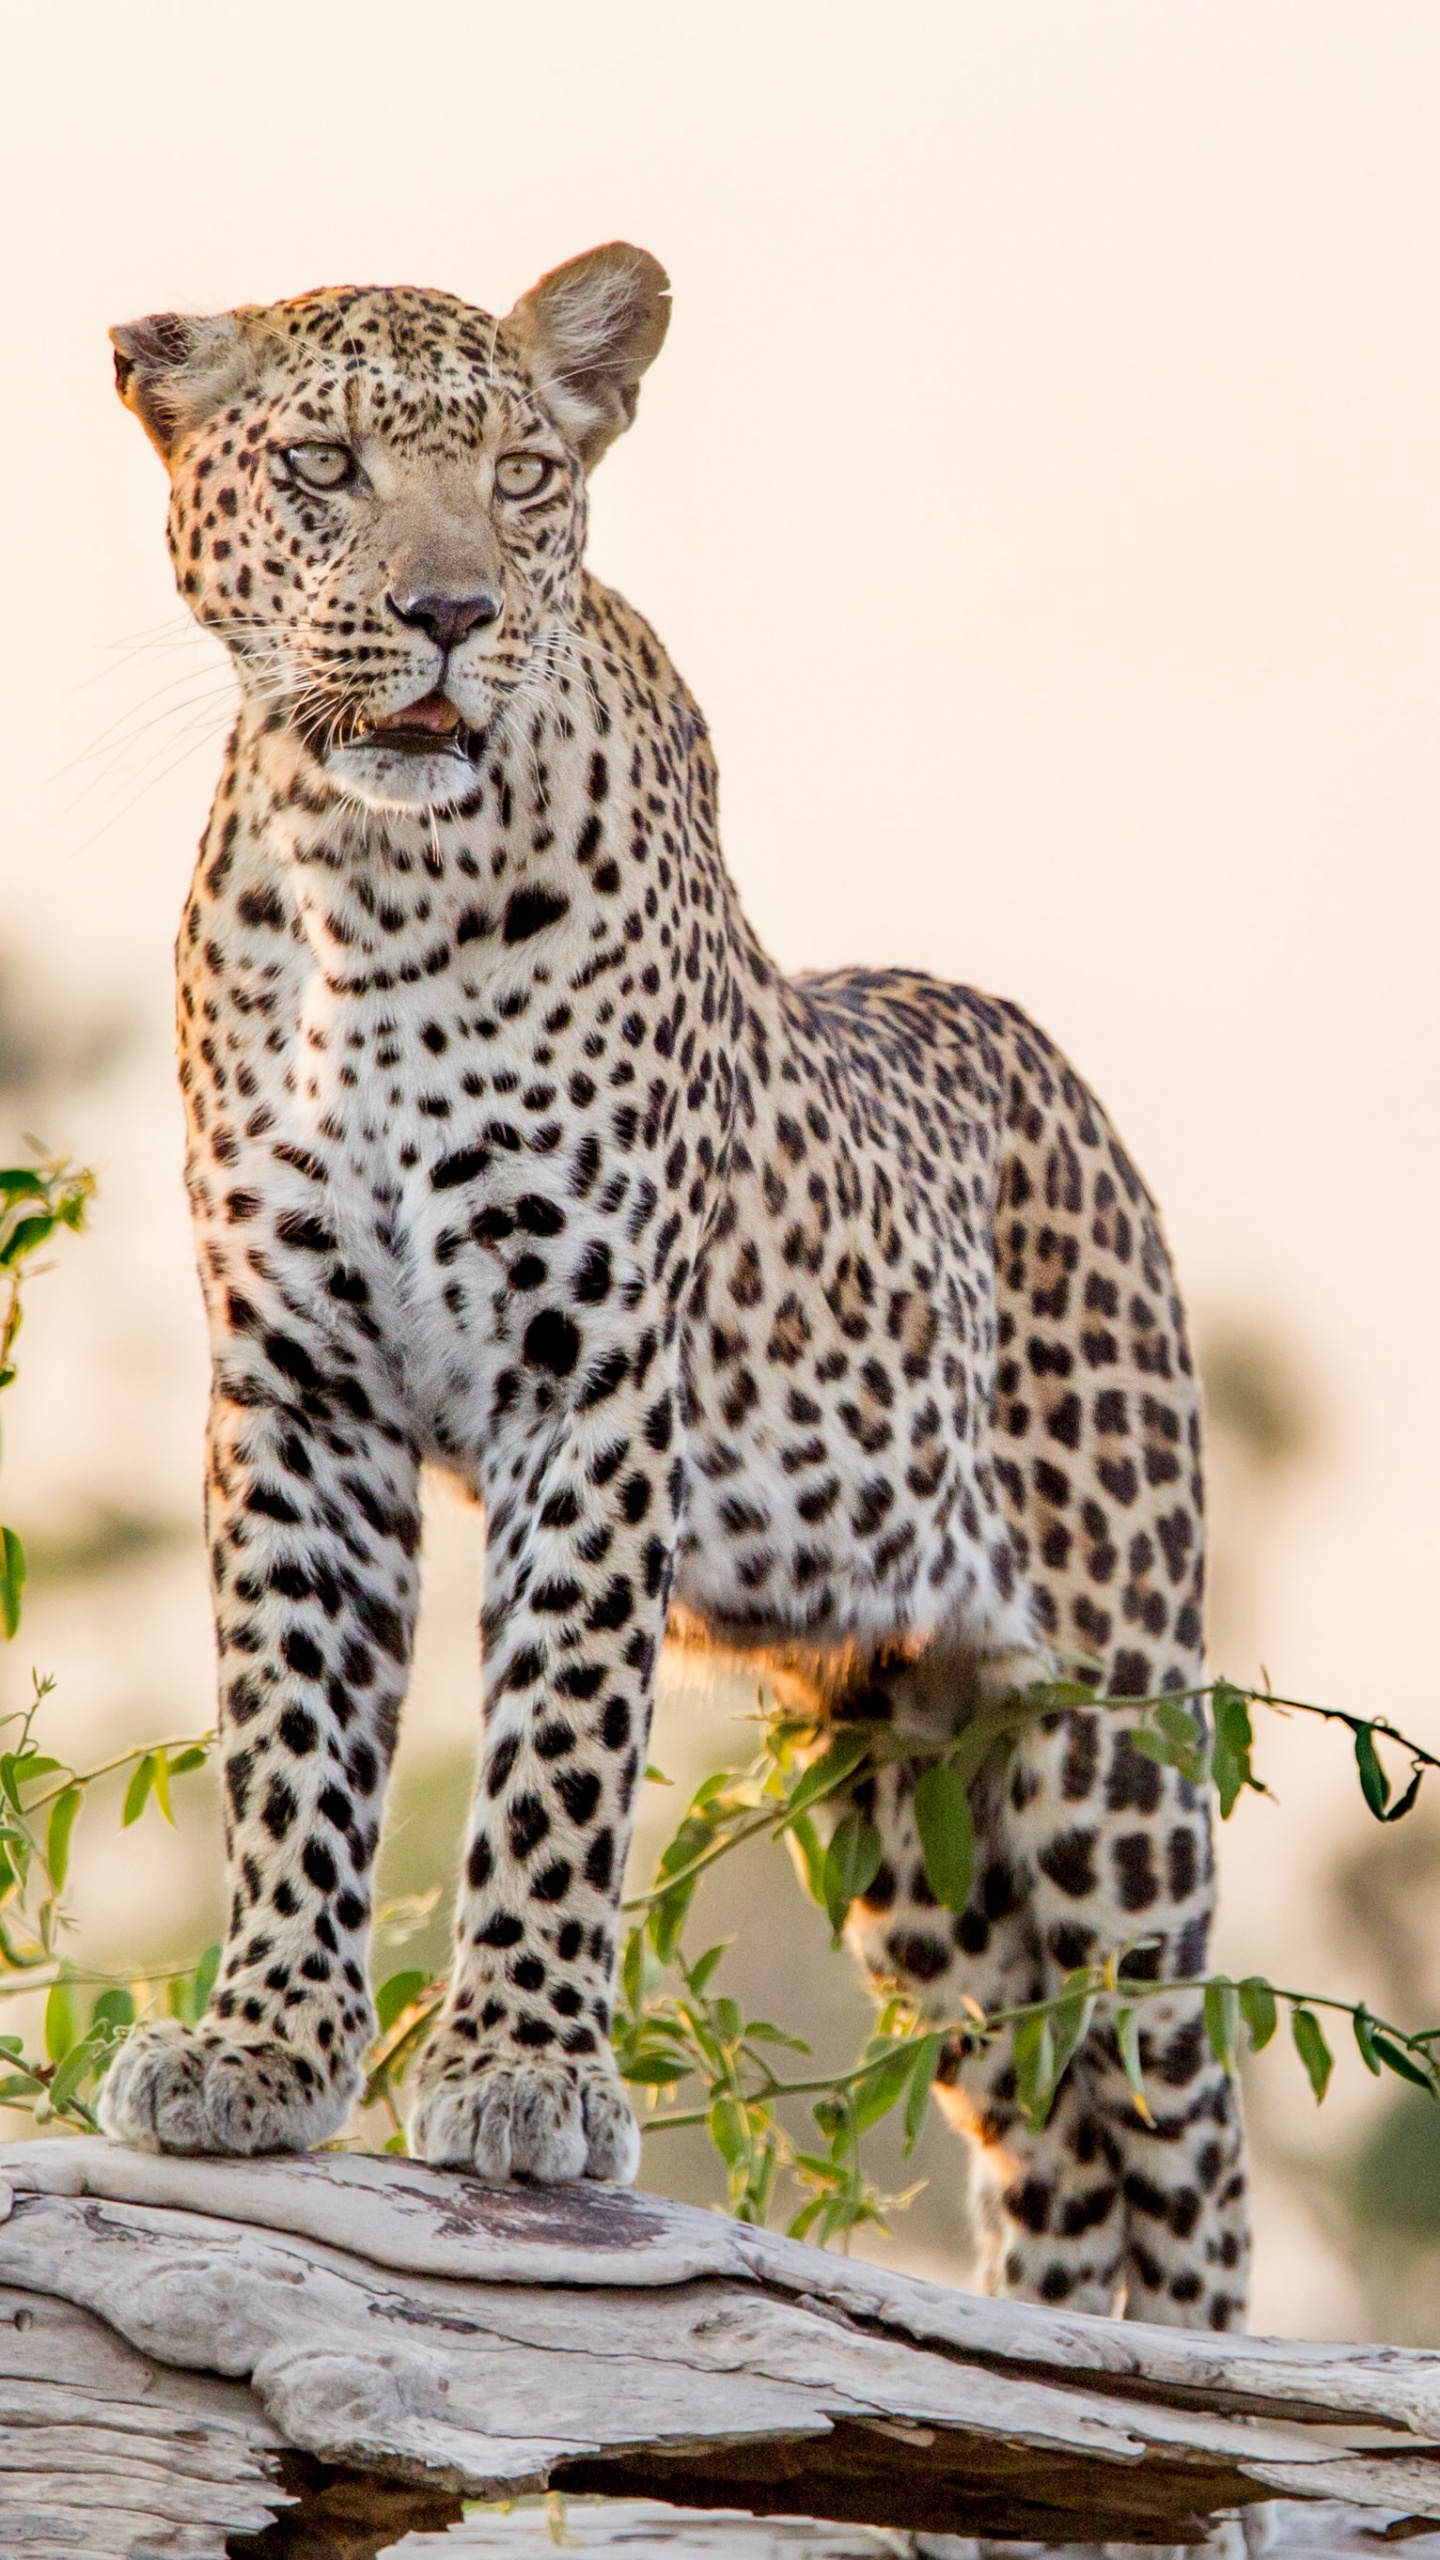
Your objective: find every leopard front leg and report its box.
[101,1330,420,2157]
[408,1385,682,2184]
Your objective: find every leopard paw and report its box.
[98,2019,355,2157]
[407,2045,640,2184]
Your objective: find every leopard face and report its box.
[114,254,668,814]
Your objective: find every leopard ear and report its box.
[505,244,670,469]
[109,311,250,460]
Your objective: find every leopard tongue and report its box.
[366,691,461,736]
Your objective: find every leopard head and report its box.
[112,247,670,813]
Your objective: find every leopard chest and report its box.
[191,883,728,1480]
[304,981,628,1437]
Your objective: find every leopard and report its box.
[97,243,1248,2333]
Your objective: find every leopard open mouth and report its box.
[351,691,479,758]
[313,688,495,809]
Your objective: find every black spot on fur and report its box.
[504,884,570,943]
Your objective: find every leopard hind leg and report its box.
[828,1648,1130,2313]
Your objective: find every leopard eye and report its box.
[495,451,556,501]
[282,443,357,493]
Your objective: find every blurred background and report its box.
[2,0,1439,2341]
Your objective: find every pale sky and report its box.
[3,0,1439,2332]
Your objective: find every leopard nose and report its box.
[385,586,504,650]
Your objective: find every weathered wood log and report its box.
[408,2495,1440,2558]
[2,2137,1439,2559]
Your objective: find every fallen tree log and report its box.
[410,2500,1440,2560]
[2,2136,1439,2560]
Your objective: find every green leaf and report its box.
[621,1926,645,2019]
[150,1750,174,1826]
[787,1809,829,1907]
[782,1730,872,1823]
[1385,1769,1426,1824]
[708,2097,748,2165]
[1204,1979,1240,2073]
[44,1976,79,2065]
[49,2026,106,2114]
[685,1942,730,1998]
[742,2021,811,2053]
[1353,1725,1391,1819]
[1370,2031,1437,2092]
[168,1745,208,1777]
[45,1786,82,1895]
[655,1808,713,1879]
[821,1808,883,1939]
[648,1874,697,1966]
[0,2066,47,2103]
[1239,1975,1278,2050]
[0,1214,54,1269]
[1013,2011,1057,2127]
[851,2046,917,2133]
[16,1755,61,1786]
[194,1943,221,2010]
[1353,2007,1382,2075]
[374,1968,430,2034]
[691,1769,734,1811]
[169,1941,222,2027]
[622,2013,690,2048]
[1156,1698,1204,1747]
[91,1987,135,2031]
[643,1763,672,1786]
[122,1754,156,1828]
[1211,1680,1256,1818]
[1128,1727,1169,1766]
[672,2004,723,2072]
[1048,1971,1097,2084]
[1349,1725,1426,1825]
[1133,1699,1208,1785]
[1115,2005,1153,2124]
[810,2091,851,2151]
[904,2032,945,2150]
[1291,2006,1333,2102]
[0,1171,47,1203]
[620,2052,693,2086]
[0,1528,24,1640]
[913,1760,975,1915]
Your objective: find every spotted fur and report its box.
[97,247,1247,2327]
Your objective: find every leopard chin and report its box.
[324,731,489,813]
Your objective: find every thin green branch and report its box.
[21,1731,214,1816]
[634,1964,1440,2138]
[620,1804,780,1912]
[1099,1676,1440,1777]
[0,1958,205,2001]
[620,1757,863,1912]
